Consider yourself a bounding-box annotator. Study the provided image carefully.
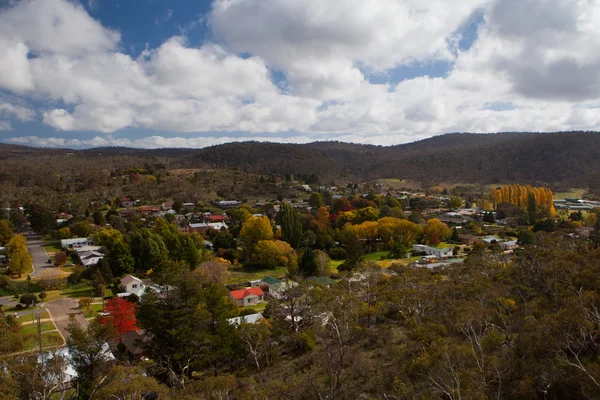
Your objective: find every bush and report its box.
[328,247,347,260]
[38,291,47,301]
[0,275,10,288]
[20,293,38,306]
[15,303,23,310]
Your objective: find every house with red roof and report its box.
[228,287,265,307]
[204,214,227,223]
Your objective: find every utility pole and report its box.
[37,313,42,353]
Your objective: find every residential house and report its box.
[500,240,518,251]
[182,202,195,210]
[120,275,146,297]
[118,208,139,219]
[227,313,264,326]
[306,276,337,288]
[74,247,104,267]
[216,200,241,208]
[301,184,312,193]
[161,200,174,210]
[122,197,136,208]
[139,206,159,216]
[482,235,503,244]
[61,237,92,249]
[204,214,227,223]
[228,287,265,307]
[260,276,298,298]
[120,329,149,361]
[458,234,478,246]
[412,244,453,258]
[188,222,229,234]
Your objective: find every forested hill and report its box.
[1,131,600,188]
[187,131,600,188]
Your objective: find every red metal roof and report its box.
[229,287,264,300]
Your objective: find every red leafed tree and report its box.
[99,297,138,339]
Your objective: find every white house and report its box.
[412,244,453,258]
[120,275,145,297]
[61,237,92,249]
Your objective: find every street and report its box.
[44,299,89,341]
[23,230,61,279]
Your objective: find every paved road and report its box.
[44,299,89,341]
[23,231,60,279]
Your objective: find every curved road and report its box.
[44,299,89,341]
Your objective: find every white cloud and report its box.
[1,0,600,147]
[0,121,11,131]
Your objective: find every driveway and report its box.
[44,299,89,341]
[24,231,61,279]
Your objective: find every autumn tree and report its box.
[53,251,68,265]
[299,247,318,277]
[0,219,13,245]
[255,240,297,273]
[423,218,451,246]
[7,234,32,277]
[99,296,138,339]
[93,366,170,400]
[240,216,273,254]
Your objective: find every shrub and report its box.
[328,247,347,260]
[20,293,38,306]
[15,303,23,310]
[38,291,47,301]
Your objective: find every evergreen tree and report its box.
[527,193,537,225]
[279,202,303,249]
[299,248,319,277]
[450,227,459,243]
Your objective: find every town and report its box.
[2,178,600,398]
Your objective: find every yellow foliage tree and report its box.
[240,216,274,253]
[7,234,32,277]
[254,240,297,273]
[423,218,451,246]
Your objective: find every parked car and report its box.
[46,258,52,264]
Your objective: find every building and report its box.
[216,200,241,208]
[260,276,298,298]
[412,244,453,258]
[188,222,229,234]
[228,287,265,307]
[227,313,264,326]
[61,237,92,249]
[120,275,146,297]
[458,234,478,246]
[120,329,149,361]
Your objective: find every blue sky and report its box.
[0,0,599,148]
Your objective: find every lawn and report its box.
[227,266,288,284]
[42,242,62,254]
[21,331,64,352]
[61,285,95,298]
[17,310,50,324]
[241,303,267,312]
[553,188,587,200]
[20,322,56,335]
[81,303,104,318]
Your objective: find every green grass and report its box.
[81,303,104,318]
[227,266,288,284]
[17,310,50,324]
[20,322,55,335]
[21,331,63,352]
[241,303,267,312]
[42,242,62,254]
[553,188,587,200]
[61,285,94,298]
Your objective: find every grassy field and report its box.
[21,331,64,352]
[227,266,288,284]
[17,310,50,324]
[553,188,587,200]
[20,322,56,335]
[81,303,104,318]
[42,242,62,254]
[241,303,267,312]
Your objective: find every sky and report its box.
[1,0,600,149]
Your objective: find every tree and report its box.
[309,193,324,209]
[0,219,13,245]
[448,196,462,209]
[299,248,318,277]
[240,216,273,253]
[20,293,38,307]
[53,251,68,265]
[56,227,71,239]
[527,192,537,225]
[27,206,56,234]
[450,227,460,243]
[195,260,229,283]
[9,209,26,233]
[339,225,363,271]
[254,240,297,272]
[38,291,47,301]
[279,202,303,248]
[128,229,168,273]
[70,220,94,238]
[7,234,32,277]
[423,218,451,246]
[66,318,115,397]
[93,366,170,400]
[92,210,105,226]
[214,231,237,251]
[78,297,93,313]
[517,229,535,245]
[99,297,138,339]
[106,238,134,277]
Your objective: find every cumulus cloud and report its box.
[1,0,600,147]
